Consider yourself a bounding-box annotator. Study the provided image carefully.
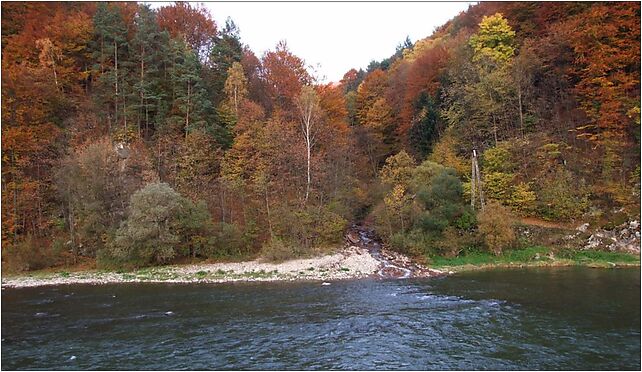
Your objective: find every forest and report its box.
[1,1,640,271]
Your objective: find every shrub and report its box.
[379,151,416,187]
[205,222,245,258]
[273,205,347,251]
[390,230,431,257]
[261,237,298,263]
[2,236,51,272]
[55,138,154,257]
[536,166,590,221]
[482,144,514,173]
[107,183,213,267]
[478,201,516,256]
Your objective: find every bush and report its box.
[107,183,213,267]
[205,222,245,258]
[482,144,514,173]
[261,237,298,263]
[2,236,53,272]
[390,230,431,257]
[379,151,416,187]
[478,201,516,256]
[536,166,590,221]
[272,205,347,251]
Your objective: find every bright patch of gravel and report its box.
[1,246,383,289]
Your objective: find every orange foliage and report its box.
[261,41,311,114]
[157,2,217,54]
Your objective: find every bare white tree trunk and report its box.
[296,86,320,204]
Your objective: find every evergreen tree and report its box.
[168,39,214,137]
[409,92,442,158]
[91,3,129,131]
[130,4,170,137]
[206,17,243,105]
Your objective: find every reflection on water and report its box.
[2,267,640,370]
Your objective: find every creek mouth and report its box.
[346,225,442,280]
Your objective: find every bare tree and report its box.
[295,85,321,203]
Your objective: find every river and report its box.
[2,267,640,370]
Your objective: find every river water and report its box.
[2,267,640,370]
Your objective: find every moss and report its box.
[195,270,208,279]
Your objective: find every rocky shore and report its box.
[1,236,445,289]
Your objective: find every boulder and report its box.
[346,232,360,245]
[577,223,589,232]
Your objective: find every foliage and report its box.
[536,166,590,221]
[379,150,416,187]
[469,13,516,63]
[1,2,640,270]
[431,246,639,268]
[261,236,298,263]
[477,201,516,255]
[272,205,347,253]
[108,183,213,267]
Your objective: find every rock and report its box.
[114,142,130,159]
[346,232,360,245]
[577,223,589,232]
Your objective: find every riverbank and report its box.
[1,245,444,289]
[3,243,639,288]
[430,246,640,272]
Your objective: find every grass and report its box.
[431,246,640,271]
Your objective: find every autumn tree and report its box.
[262,41,311,114]
[224,61,248,115]
[295,86,321,203]
[156,2,216,59]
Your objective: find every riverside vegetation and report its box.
[1,2,640,277]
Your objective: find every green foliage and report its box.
[431,246,550,267]
[432,246,639,268]
[107,183,213,267]
[408,92,442,158]
[482,145,514,172]
[272,205,347,253]
[536,166,590,221]
[379,157,475,257]
[482,145,536,214]
[205,222,246,258]
[379,150,416,187]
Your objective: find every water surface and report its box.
[2,267,640,370]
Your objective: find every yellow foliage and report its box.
[478,201,516,256]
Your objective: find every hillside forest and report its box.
[1,2,640,270]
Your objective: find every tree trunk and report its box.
[518,84,524,139]
[265,186,273,239]
[114,40,119,127]
[305,137,311,203]
[492,114,498,146]
[185,79,191,138]
[139,45,145,137]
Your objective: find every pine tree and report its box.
[91,3,129,131]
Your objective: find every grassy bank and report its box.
[430,246,640,272]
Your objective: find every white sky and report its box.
[152,1,474,83]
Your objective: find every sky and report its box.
[153,2,474,83]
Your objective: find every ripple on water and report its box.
[2,268,640,370]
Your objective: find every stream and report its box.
[347,225,437,279]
